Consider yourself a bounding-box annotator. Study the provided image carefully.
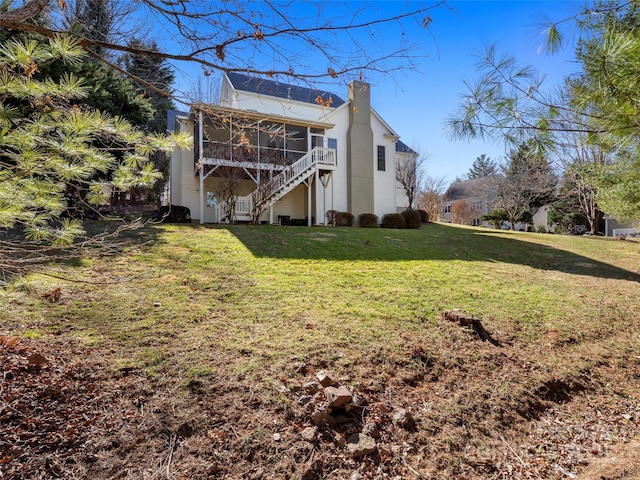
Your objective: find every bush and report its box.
[537,225,548,233]
[416,209,429,223]
[335,211,354,227]
[326,210,337,226]
[155,205,191,223]
[381,213,405,229]
[401,209,422,229]
[358,213,379,228]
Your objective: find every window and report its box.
[472,201,481,210]
[377,145,386,171]
[444,204,451,214]
[472,218,481,226]
[328,138,337,150]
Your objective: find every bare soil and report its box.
[2,316,639,480]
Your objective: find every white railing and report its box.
[216,147,335,223]
[613,228,639,237]
[252,147,335,213]
[217,195,252,223]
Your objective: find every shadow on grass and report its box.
[222,222,640,283]
[59,219,167,268]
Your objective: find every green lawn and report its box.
[4,222,639,379]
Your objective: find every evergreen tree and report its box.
[467,154,497,179]
[0,35,190,279]
[121,38,175,133]
[448,1,640,222]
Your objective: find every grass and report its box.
[2,221,638,385]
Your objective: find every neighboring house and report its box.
[441,177,494,226]
[168,72,417,225]
[441,176,552,231]
[603,215,639,237]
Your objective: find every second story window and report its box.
[328,138,337,150]
[444,204,451,214]
[377,145,386,171]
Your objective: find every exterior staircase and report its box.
[216,147,335,223]
[251,147,335,217]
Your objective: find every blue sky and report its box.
[364,0,582,183]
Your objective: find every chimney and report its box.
[346,80,374,219]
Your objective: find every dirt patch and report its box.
[1,326,639,479]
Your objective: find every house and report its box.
[441,177,494,226]
[442,176,552,231]
[603,215,639,237]
[167,72,418,225]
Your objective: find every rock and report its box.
[378,444,394,459]
[301,426,318,442]
[351,394,367,407]
[392,408,412,427]
[362,422,380,438]
[311,407,335,427]
[324,385,352,407]
[345,394,367,412]
[273,433,281,441]
[346,433,376,458]
[297,395,313,406]
[304,381,321,394]
[316,370,338,387]
[292,362,307,374]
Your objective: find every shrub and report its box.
[326,210,337,226]
[401,209,422,229]
[537,225,548,233]
[381,213,405,229]
[416,209,429,223]
[156,205,191,223]
[358,213,379,228]
[335,211,354,227]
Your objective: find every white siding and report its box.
[224,90,335,123]
[371,117,397,219]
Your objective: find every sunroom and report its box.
[191,104,337,224]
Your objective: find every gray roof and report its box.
[226,72,346,108]
[166,109,189,132]
[444,177,495,201]
[396,140,418,155]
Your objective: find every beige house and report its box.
[442,177,494,226]
[168,73,417,225]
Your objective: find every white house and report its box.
[168,73,417,225]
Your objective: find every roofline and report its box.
[372,107,399,137]
[225,72,345,108]
[229,86,339,111]
[190,103,335,129]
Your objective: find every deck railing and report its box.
[251,147,336,216]
[201,141,305,165]
[215,146,336,223]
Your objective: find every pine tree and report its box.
[467,154,497,179]
[0,35,190,280]
[121,38,176,133]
